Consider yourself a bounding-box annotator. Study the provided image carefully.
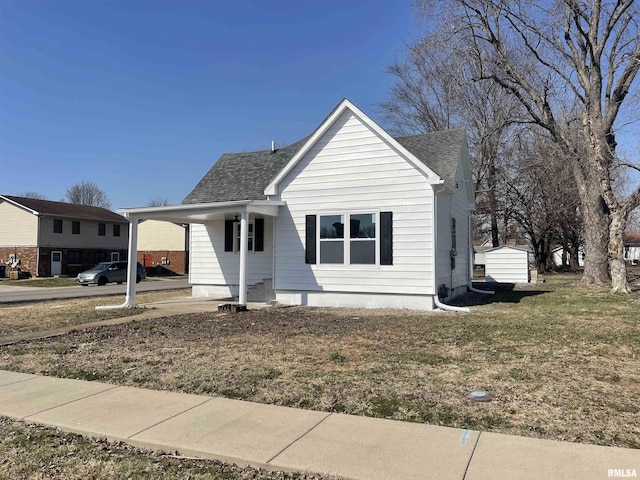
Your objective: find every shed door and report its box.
[51,251,62,276]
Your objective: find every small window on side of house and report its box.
[53,219,63,233]
[98,223,106,236]
[68,250,82,265]
[72,221,80,235]
[113,224,121,237]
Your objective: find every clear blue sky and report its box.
[0,1,418,209]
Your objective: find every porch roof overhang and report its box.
[117,199,285,224]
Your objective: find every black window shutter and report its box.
[305,215,316,264]
[380,211,393,265]
[255,218,264,252]
[224,220,234,252]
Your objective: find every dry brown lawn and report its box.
[0,289,191,337]
[0,275,639,450]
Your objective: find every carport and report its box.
[96,200,283,311]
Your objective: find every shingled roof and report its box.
[395,128,466,189]
[1,195,128,223]
[183,129,466,204]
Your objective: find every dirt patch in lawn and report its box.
[0,274,639,449]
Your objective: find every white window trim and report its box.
[316,210,380,268]
[234,221,254,254]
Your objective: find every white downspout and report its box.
[238,211,248,305]
[434,295,470,312]
[96,215,139,310]
[433,185,470,313]
[469,285,494,295]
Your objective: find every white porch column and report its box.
[95,214,139,311]
[124,215,139,307]
[238,211,248,305]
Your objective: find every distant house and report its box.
[136,220,189,274]
[0,195,129,277]
[552,245,585,268]
[473,240,492,267]
[119,98,476,310]
[623,232,640,265]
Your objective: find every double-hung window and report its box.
[307,211,392,266]
[223,217,265,253]
[319,214,345,264]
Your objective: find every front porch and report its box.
[97,200,283,311]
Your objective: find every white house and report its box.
[114,99,475,310]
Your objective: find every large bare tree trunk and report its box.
[609,211,630,292]
[580,190,610,285]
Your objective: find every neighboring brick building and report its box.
[136,219,188,275]
[0,195,129,277]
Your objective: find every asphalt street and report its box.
[0,279,190,304]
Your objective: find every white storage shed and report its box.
[485,246,530,283]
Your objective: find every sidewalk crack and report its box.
[22,384,119,420]
[266,413,333,464]
[127,398,213,439]
[462,431,482,480]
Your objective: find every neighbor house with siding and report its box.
[116,99,475,310]
[0,195,129,277]
[136,220,189,274]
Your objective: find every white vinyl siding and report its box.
[189,217,273,288]
[0,201,38,246]
[273,110,435,295]
[485,246,530,283]
[138,220,186,251]
[435,165,472,296]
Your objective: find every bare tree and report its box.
[64,181,111,209]
[414,0,640,292]
[507,131,582,272]
[146,197,169,207]
[380,34,525,247]
[19,192,47,200]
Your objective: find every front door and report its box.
[51,251,62,276]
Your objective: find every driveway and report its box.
[0,279,190,304]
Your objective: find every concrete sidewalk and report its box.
[0,370,637,479]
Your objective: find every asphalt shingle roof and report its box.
[182,129,466,204]
[2,195,128,223]
[395,128,466,189]
[182,137,310,204]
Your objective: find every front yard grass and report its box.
[0,289,191,337]
[0,277,78,287]
[0,274,638,450]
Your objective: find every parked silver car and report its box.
[76,261,146,286]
